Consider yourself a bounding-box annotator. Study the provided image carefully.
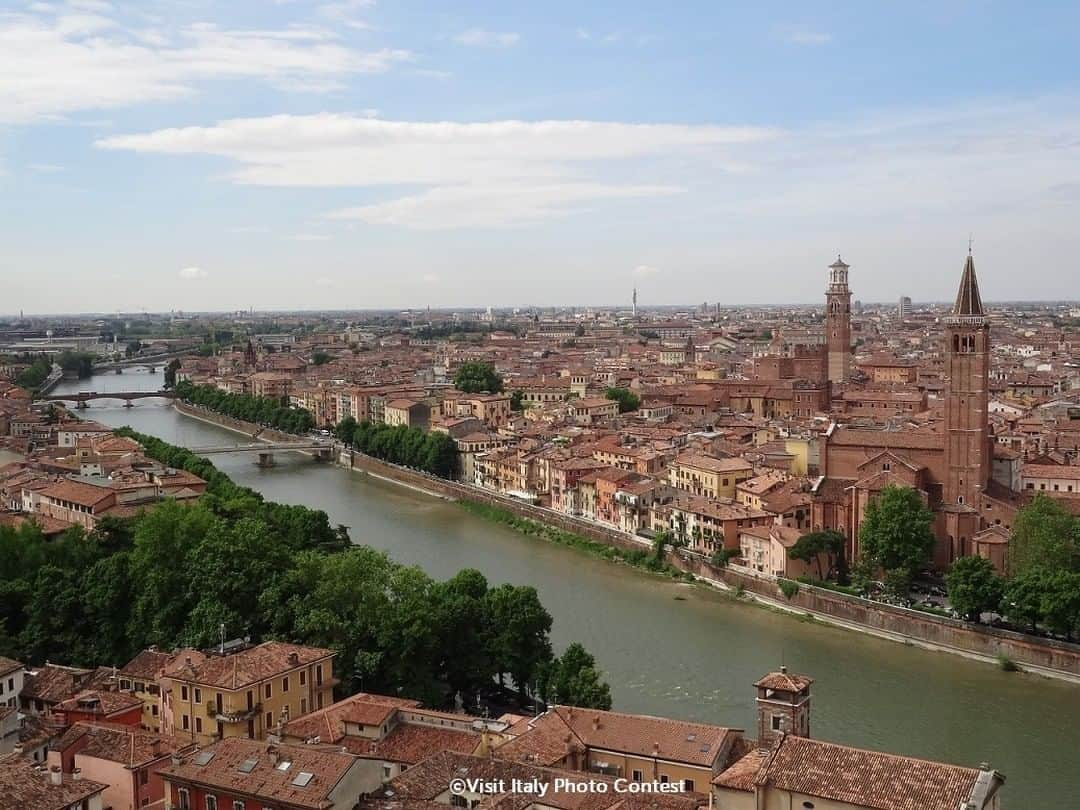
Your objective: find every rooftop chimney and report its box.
[780,665,787,674]
[50,766,62,786]
[288,652,299,666]
[73,768,82,782]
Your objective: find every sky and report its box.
[2,0,1080,315]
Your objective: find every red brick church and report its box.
[810,253,1017,571]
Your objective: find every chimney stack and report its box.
[50,766,62,786]
[73,768,82,782]
[288,652,299,666]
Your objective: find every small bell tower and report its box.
[825,256,852,384]
[755,667,813,749]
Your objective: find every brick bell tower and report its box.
[943,251,992,509]
[825,255,852,384]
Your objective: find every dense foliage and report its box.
[0,430,610,709]
[454,361,504,394]
[945,555,1003,622]
[538,642,612,709]
[15,356,52,389]
[1007,494,1080,577]
[604,387,641,413]
[788,529,845,581]
[340,418,458,478]
[175,379,315,434]
[856,485,936,587]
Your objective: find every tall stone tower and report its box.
[825,256,852,383]
[944,252,991,507]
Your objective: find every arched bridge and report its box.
[38,390,177,408]
[187,441,336,466]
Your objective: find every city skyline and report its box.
[4,1,1080,313]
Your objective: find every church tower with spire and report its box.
[825,256,852,383]
[943,251,992,511]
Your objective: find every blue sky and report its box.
[3,0,1080,314]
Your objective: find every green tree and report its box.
[1040,571,1080,641]
[163,358,182,389]
[857,485,935,581]
[604,387,641,413]
[335,416,358,443]
[312,351,332,366]
[1008,495,1080,577]
[484,585,553,697]
[945,555,1003,622]
[1004,569,1046,632]
[788,530,845,581]
[510,390,525,411]
[454,361,504,394]
[540,642,612,709]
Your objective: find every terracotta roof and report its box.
[22,665,114,705]
[712,748,769,791]
[162,737,356,810]
[162,641,334,690]
[348,722,479,764]
[120,648,173,680]
[0,763,107,810]
[754,670,813,692]
[281,692,418,744]
[38,479,114,508]
[55,689,142,718]
[0,657,22,678]
[754,735,990,810]
[55,722,189,766]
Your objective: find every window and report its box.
[658,775,669,784]
[194,688,201,704]
[299,670,306,686]
[234,802,245,810]
[451,795,468,808]
[315,664,323,686]
[181,686,189,701]
[300,698,307,715]
[683,779,694,792]
[264,683,272,699]
[195,717,203,733]
[119,679,131,691]
[182,714,190,731]
[177,788,191,810]
[282,676,289,693]
[139,770,149,786]
[266,711,273,729]
[152,705,159,717]
[631,769,643,782]
[771,715,783,731]
[206,797,218,810]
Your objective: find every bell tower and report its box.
[825,256,852,383]
[944,251,991,508]
[755,667,813,749]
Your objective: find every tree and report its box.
[454,361,503,394]
[604,387,641,413]
[1008,495,1080,577]
[1004,569,1046,633]
[312,351,332,366]
[483,585,553,697]
[163,359,182,389]
[788,530,845,581]
[510,390,525,411]
[857,485,935,582]
[335,416,358,443]
[540,642,612,709]
[945,555,1003,622]
[1040,571,1080,641]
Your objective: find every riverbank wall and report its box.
[168,401,1080,682]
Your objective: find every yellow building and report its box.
[668,452,753,500]
[161,641,336,746]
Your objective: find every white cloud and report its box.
[633,264,661,277]
[98,114,770,228]
[776,25,832,45]
[178,266,207,279]
[0,4,412,123]
[575,28,591,40]
[454,29,520,47]
[27,163,65,172]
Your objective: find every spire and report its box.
[952,253,984,316]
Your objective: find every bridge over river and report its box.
[38,390,176,408]
[188,440,336,466]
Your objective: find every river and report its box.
[53,371,1080,806]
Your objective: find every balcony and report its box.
[209,702,261,724]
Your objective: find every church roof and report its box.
[952,253,984,316]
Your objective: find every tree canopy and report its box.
[857,485,936,582]
[454,361,504,394]
[0,430,609,711]
[788,530,845,581]
[175,379,315,434]
[604,387,641,413]
[945,555,1003,622]
[1007,494,1080,577]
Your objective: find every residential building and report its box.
[161,641,336,746]
[668,453,753,500]
[0,762,107,810]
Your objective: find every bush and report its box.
[778,579,800,600]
